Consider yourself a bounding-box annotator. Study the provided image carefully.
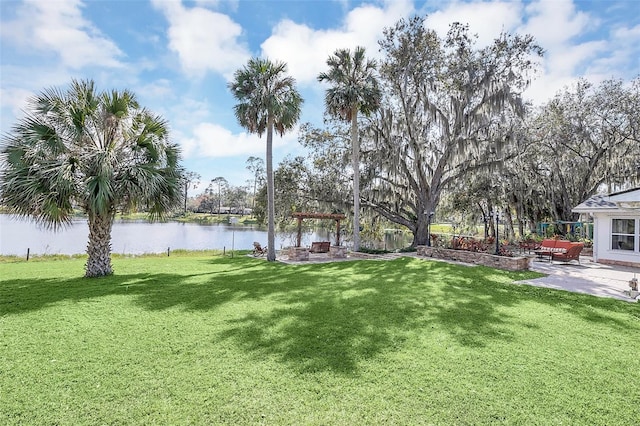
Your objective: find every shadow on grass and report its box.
[2,256,638,374]
[0,257,287,315]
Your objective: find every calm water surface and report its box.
[0,215,412,256]
[0,215,337,256]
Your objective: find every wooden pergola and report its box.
[291,212,346,247]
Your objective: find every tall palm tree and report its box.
[0,79,183,277]
[318,46,381,251]
[229,58,303,261]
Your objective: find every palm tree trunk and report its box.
[184,184,188,214]
[351,108,360,252]
[266,117,276,261]
[86,211,114,277]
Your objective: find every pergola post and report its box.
[291,212,346,248]
[296,217,303,247]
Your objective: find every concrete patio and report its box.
[522,256,639,302]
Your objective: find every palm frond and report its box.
[318,46,381,122]
[228,57,303,138]
[1,78,183,222]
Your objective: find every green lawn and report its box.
[1,253,638,425]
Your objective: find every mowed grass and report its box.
[1,254,639,425]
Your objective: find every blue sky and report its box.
[1,0,639,193]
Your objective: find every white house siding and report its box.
[573,188,640,268]
[593,212,640,267]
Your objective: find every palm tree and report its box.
[318,46,381,251]
[0,79,183,277]
[229,58,303,261]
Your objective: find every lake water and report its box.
[0,215,411,256]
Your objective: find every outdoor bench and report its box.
[310,241,331,253]
[534,239,583,263]
[551,243,584,263]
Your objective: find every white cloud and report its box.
[519,0,598,77]
[425,1,523,46]
[0,64,77,132]
[344,0,413,43]
[194,0,240,11]
[194,0,220,6]
[136,79,175,101]
[586,23,640,80]
[151,0,250,78]
[0,86,34,132]
[1,0,123,69]
[179,123,298,158]
[519,0,612,104]
[612,23,640,40]
[261,0,414,85]
[525,74,578,104]
[520,0,591,48]
[172,98,214,129]
[547,40,608,75]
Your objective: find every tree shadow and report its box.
[215,259,545,372]
[217,262,429,374]
[0,257,299,315]
[431,263,639,338]
[2,256,637,376]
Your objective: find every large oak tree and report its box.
[362,17,542,246]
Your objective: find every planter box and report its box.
[416,246,531,271]
[287,246,309,261]
[329,245,347,259]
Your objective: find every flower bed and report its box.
[416,245,531,271]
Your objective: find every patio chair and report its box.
[252,241,267,257]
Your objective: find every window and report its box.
[611,219,636,251]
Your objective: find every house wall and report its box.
[593,211,640,267]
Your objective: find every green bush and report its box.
[398,246,417,253]
[358,247,391,254]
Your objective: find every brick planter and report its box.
[288,246,309,261]
[416,246,531,271]
[329,245,347,259]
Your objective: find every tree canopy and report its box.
[361,17,542,245]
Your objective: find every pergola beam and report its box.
[291,212,346,247]
[291,212,347,220]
